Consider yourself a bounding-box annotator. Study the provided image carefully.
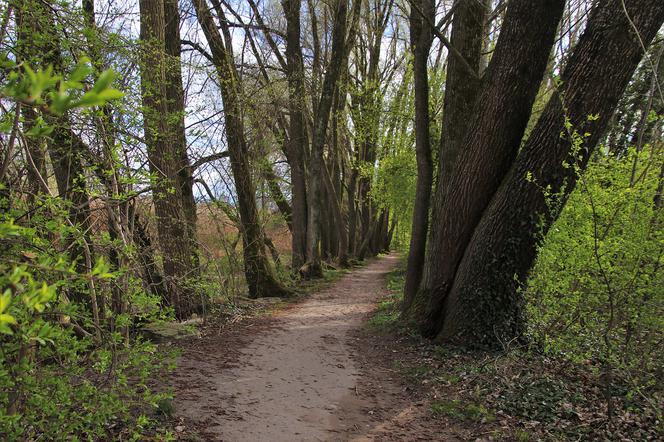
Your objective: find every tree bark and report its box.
[192,0,289,298]
[438,0,486,190]
[282,0,309,271]
[303,0,349,278]
[437,0,664,347]
[402,0,434,310]
[164,0,199,266]
[413,0,565,336]
[404,0,487,310]
[139,0,202,318]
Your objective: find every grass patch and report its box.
[386,263,406,292]
[434,372,461,385]
[430,399,495,423]
[367,298,401,330]
[322,267,349,282]
[367,258,406,331]
[392,361,432,384]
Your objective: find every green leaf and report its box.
[0,320,14,335]
[92,69,116,93]
[75,91,103,108]
[0,290,11,313]
[96,88,124,102]
[26,116,54,136]
[67,58,93,86]
[49,84,73,115]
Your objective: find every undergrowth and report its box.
[369,246,664,441]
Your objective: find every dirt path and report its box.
[171,254,450,441]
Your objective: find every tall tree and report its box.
[302,0,352,277]
[408,0,566,334]
[404,0,488,309]
[433,0,664,346]
[402,0,434,309]
[164,0,199,254]
[192,0,289,298]
[437,0,487,192]
[139,0,201,318]
[282,0,309,271]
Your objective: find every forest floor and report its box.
[166,254,469,441]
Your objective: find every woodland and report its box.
[0,0,663,440]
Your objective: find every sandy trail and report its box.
[172,254,411,441]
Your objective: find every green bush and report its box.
[0,206,172,439]
[0,59,173,440]
[526,147,663,412]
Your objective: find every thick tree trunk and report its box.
[139,0,202,318]
[303,0,348,278]
[282,0,309,271]
[405,0,487,310]
[164,0,199,266]
[437,0,664,347]
[404,0,487,310]
[402,0,434,310]
[192,0,289,298]
[438,0,486,190]
[413,0,565,336]
[132,209,169,301]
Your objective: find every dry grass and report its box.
[89,198,291,261]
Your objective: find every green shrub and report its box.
[0,59,173,440]
[0,202,172,440]
[526,147,663,413]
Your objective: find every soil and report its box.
[169,254,462,441]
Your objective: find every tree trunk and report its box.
[192,0,289,298]
[303,0,349,278]
[402,0,434,310]
[413,0,565,336]
[164,0,199,267]
[282,0,309,271]
[139,0,202,318]
[438,0,486,190]
[436,0,664,347]
[404,0,487,310]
